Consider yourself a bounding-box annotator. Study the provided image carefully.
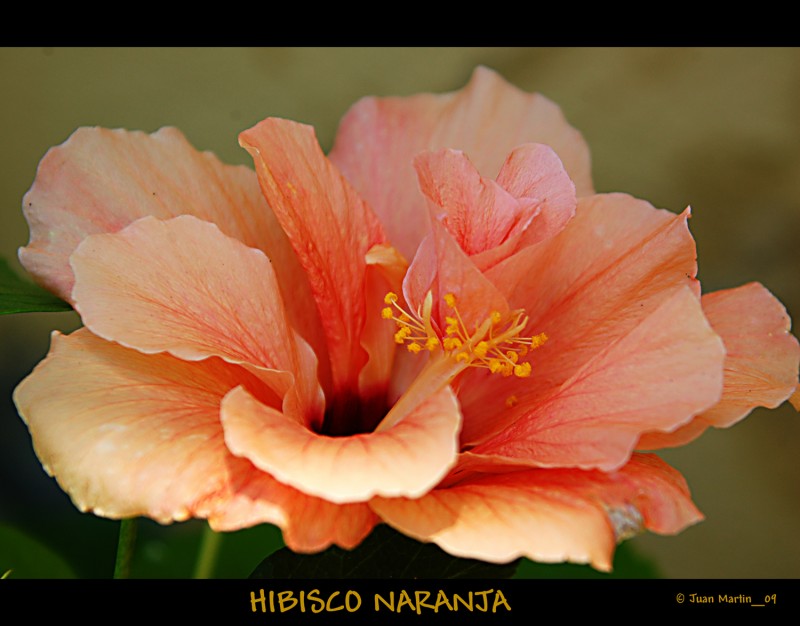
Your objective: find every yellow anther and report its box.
[505,395,519,408]
[530,333,548,349]
[474,341,489,358]
[513,363,532,378]
[380,288,546,381]
[443,337,462,351]
[394,328,411,343]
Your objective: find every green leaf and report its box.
[250,525,519,579]
[0,523,77,579]
[0,256,71,314]
[514,541,661,579]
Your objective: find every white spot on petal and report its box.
[606,503,644,541]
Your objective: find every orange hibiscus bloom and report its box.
[14,68,799,570]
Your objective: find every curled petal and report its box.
[19,127,319,350]
[70,214,324,424]
[13,328,375,552]
[221,386,462,504]
[415,144,577,272]
[208,462,378,552]
[639,282,800,449]
[371,454,700,571]
[12,329,275,524]
[330,66,593,257]
[73,215,289,369]
[495,143,577,249]
[415,148,531,256]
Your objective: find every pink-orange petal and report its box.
[371,453,700,571]
[472,286,725,470]
[357,245,410,417]
[70,215,323,425]
[207,461,379,552]
[458,193,700,445]
[330,66,593,258]
[239,118,385,399]
[494,143,577,248]
[404,220,510,333]
[221,385,461,504]
[415,144,577,274]
[415,148,528,256]
[12,328,276,524]
[19,127,321,352]
[639,282,800,449]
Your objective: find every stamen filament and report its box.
[376,290,548,431]
[381,290,547,382]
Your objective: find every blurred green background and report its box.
[1,47,798,578]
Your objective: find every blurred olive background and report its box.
[1,47,798,578]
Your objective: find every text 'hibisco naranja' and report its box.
[250,587,512,615]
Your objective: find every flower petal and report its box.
[459,193,701,444]
[13,328,374,552]
[208,464,378,552]
[371,453,701,571]
[12,328,276,524]
[330,66,593,257]
[471,286,725,470]
[404,220,510,332]
[221,385,462,504]
[239,119,385,398]
[70,215,323,424]
[415,144,577,273]
[358,245,409,408]
[414,148,531,256]
[639,282,800,448]
[494,143,578,249]
[19,127,321,348]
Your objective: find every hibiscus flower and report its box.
[13,67,799,571]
